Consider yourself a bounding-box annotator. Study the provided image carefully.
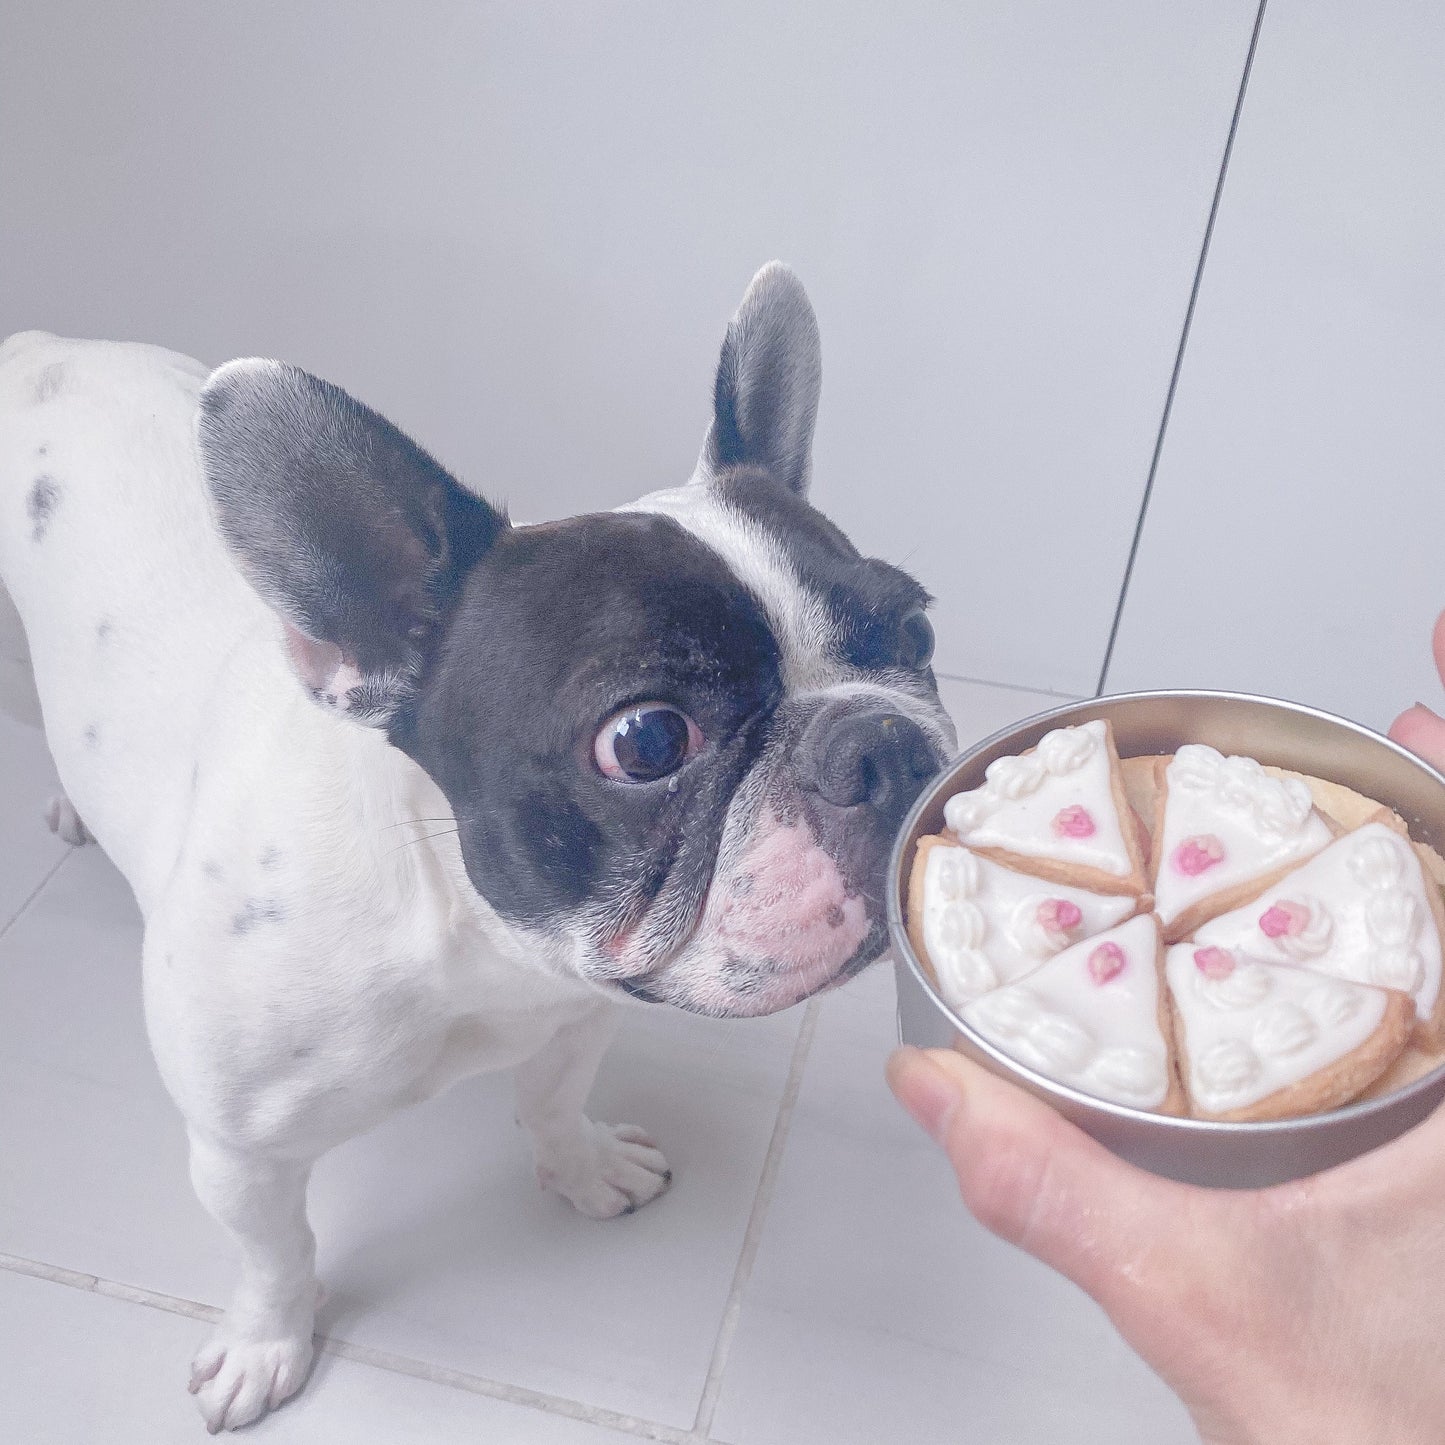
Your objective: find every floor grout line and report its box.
[0,1250,692,1442]
[932,670,1080,702]
[686,996,822,1442]
[1093,0,1269,699]
[0,846,73,942]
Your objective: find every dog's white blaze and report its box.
[620,478,844,693]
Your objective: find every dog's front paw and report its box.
[537,1121,672,1219]
[188,1327,313,1433]
[44,792,92,846]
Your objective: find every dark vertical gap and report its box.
[1094,0,1269,697]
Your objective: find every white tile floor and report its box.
[7,3,1445,1442]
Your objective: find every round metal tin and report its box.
[888,690,1445,1187]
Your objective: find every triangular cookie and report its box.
[907,836,1139,1008]
[1165,942,1411,1122]
[960,914,1182,1112]
[1192,814,1445,1049]
[942,720,1147,896]
[1151,744,1334,940]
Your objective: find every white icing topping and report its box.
[1029,1014,1096,1072]
[1252,1002,1316,1057]
[1348,833,1407,888]
[1153,746,1333,928]
[962,914,1170,1108]
[920,844,1134,1009]
[1269,896,1334,961]
[1304,979,1363,1027]
[968,985,1042,1040]
[931,846,980,901]
[1169,745,1315,834]
[1197,1038,1261,1095]
[1036,725,1097,774]
[1194,822,1442,1024]
[1150,751,1329,930]
[1201,959,1274,1011]
[941,721,1135,879]
[1166,944,1393,1114]
[1090,1046,1164,1098]
[937,901,986,951]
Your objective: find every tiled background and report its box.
[4,2,1444,1441]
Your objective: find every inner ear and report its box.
[280,624,365,707]
[704,261,822,497]
[199,358,507,725]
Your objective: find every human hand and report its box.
[885,609,1445,1444]
[1388,609,1445,770]
[887,1044,1445,1444]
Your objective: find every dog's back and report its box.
[0,331,273,906]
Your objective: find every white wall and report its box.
[1,1,1257,695]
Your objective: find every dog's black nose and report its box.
[793,707,939,818]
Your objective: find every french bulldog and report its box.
[0,263,954,1431]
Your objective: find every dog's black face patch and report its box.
[396,511,784,947]
[200,262,956,1017]
[716,467,937,677]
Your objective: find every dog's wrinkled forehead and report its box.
[622,469,928,693]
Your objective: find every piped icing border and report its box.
[942,720,1140,887]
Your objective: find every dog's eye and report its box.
[899,608,935,669]
[594,704,703,783]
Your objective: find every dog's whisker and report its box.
[381,817,458,832]
[390,828,461,854]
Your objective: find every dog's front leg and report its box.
[514,1002,672,1219]
[185,1133,317,1433]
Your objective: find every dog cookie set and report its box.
[906,722,1445,1122]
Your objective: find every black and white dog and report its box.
[0,264,954,1431]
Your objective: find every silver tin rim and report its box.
[886,688,1445,1140]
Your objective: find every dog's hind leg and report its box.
[185,1133,318,1434]
[0,578,93,844]
[0,577,41,729]
[514,1001,672,1219]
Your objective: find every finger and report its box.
[1388,703,1445,774]
[1433,609,1445,689]
[886,1046,1213,1312]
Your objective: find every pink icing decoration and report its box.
[1053,899,1083,930]
[1052,805,1096,839]
[1088,941,1126,984]
[1193,946,1236,981]
[1259,900,1309,939]
[1173,833,1225,877]
[1037,898,1084,943]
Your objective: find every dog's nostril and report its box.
[858,754,880,802]
[797,710,935,812]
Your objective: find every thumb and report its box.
[1389,702,1445,775]
[886,1045,1207,1313]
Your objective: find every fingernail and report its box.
[887,1046,963,1144]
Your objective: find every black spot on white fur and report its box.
[232,899,285,934]
[33,363,64,404]
[96,618,114,644]
[27,476,59,541]
[82,723,99,750]
[259,845,281,869]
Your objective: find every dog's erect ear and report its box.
[198,359,506,725]
[703,261,821,497]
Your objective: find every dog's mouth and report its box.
[598,808,887,1016]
